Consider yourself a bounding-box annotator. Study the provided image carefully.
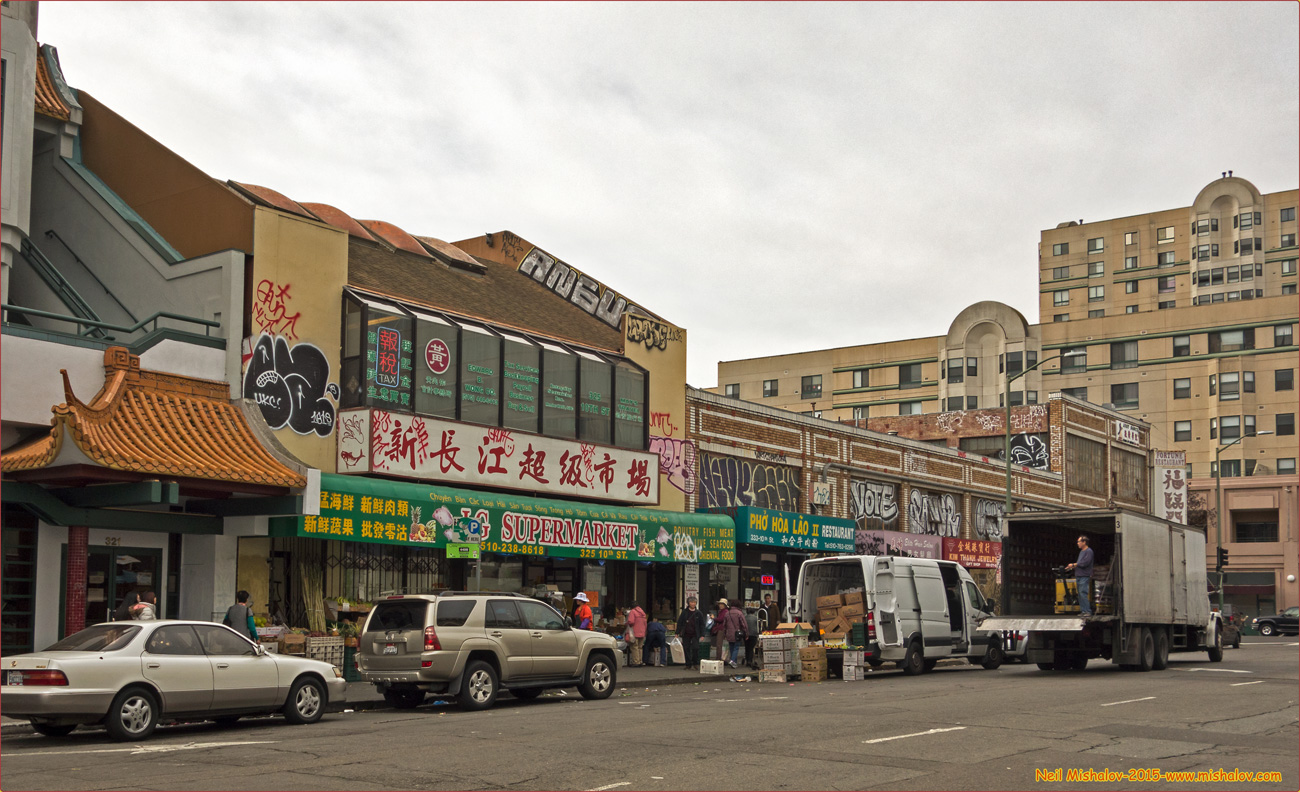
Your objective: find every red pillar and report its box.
[64,526,89,637]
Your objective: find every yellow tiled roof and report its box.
[34,48,71,121]
[2,348,305,488]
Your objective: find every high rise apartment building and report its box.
[715,175,1298,616]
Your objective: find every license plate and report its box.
[6,671,22,686]
[383,644,398,655]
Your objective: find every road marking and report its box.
[1101,696,1155,707]
[863,726,966,744]
[585,783,631,792]
[1180,668,1252,673]
[1,740,278,758]
[1230,680,1265,687]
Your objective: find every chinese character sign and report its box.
[1154,451,1188,525]
[705,506,855,553]
[941,537,1002,569]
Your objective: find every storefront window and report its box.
[502,333,541,433]
[613,362,646,450]
[413,311,458,418]
[541,344,577,439]
[459,324,501,427]
[365,303,413,411]
[578,352,613,445]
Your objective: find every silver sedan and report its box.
[3,621,346,740]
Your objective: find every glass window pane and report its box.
[366,309,414,410]
[578,354,612,444]
[502,336,541,433]
[459,326,501,427]
[614,363,646,449]
[542,347,577,439]
[414,316,459,418]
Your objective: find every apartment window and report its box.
[1240,264,1253,281]
[1285,284,1298,296]
[801,375,822,399]
[1156,226,1174,243]
[1195,270,1210,287]
[1089,309,1105,318]
[1238,212,1253,229]
[1053,290,1069,306]
[851,370,868,389]
[1110,382,1139,409]
[1282,207,1296,223]
[1110,340,1138,370]
[1210,417,1217,439]
[1210,267,1224,285]
[852,407,867,420]
[1125,306,1138,314]
[1276,369,1294,391]
[946,396,963,411]
[1218,459,1241,478]
[1196,219,1218,235]
[1195,244,1209,261]
[1125,281,1138,294]
[899,401,923,416]
[1157,251,1175,267]
[1026,391,1038,404]
[1006,351,1023,378]
[1027,350,1038,369]
[966,358,978,377]
[1279,413,1296,436]
[1087,238,1103,254]
[898,363,923,390]
[1245,415,1256,437]
[1212,293,1225,303]
[1278,458,1297,475]
[724,383,740,398]
[1124,256,1138,270]
[1209,329,1254,353]
[762,379,778,398]
[1124,231,1138,245]
[947,357,963,384]
[1281,233,1297,248]
[1174,421,1192,442]
[1062,347,1087,372]
[1219,372,1240,400]
[1172,335,1190,357]
[1088,286,1104,302]
[1172,378,1191,399]
[1220,415,1241,443]
[1227,265,1240,283]
[1007,391,1024,406]
[1159,300,1176,309]
[1276,324,1294,347]
[1052,242,1069,256]
[1085,261,1102,278]
[1052,266,1070,280]
[1283,259,1298,275]
[1054,313,1069,322]
[1061,386,1088,400]
[1243,371,1255,393]
[1239,238,1254,255]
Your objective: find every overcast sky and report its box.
[39,2,1299,387]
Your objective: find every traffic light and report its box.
[1216,546,1229,570]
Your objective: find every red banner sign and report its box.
[942,537,1002,569]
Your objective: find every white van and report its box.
[791,555,1004,675]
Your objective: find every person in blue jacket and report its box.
[1066,535,1095,616]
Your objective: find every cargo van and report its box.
[790,555,1004,675]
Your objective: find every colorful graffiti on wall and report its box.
[242,333,338,436]
[849,480,899,532]
[252,279,302,341]
[649,436,697,494]
[697,451,801,511]
[908,489,962,537]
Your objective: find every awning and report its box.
[700,505,854,553]
[270,473,735,563]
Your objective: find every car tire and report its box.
[1258,622,1275,637]
[1136,627,1155,672]
[383,688,425,709]
[1036,662,1056,671]
[1207,627,1224,663]
[511,688,544,700]
[31,723,76,737]
[578,654,616,700]
[458,661,498,711]
[105,687,159,742]
[282,676,325,725]
[982,641,1005,670]
[901,641,925,675]
[1070,654,1089,671]
[1232,631,1241,649]
[1152,628,1170,671]
[922,658,938,673]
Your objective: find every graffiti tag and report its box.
[697,452,801,511]
[849,480,899,532]
[648,436,697,494]
[1008,433,1050,469]
[252,279,302,341]
[908,489,961,537]
[972,498,1005,542]
[626,315,684,351]
[243,333,338,436]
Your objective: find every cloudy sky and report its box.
[39,2,1299,387]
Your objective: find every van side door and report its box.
[872,559,903,647]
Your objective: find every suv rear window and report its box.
[436,600,476,627]
[366,601,429,633]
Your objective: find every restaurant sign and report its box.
[941,537,1002,569]
[335,408,660,505]
[271,474,733,564]
[702,506,855,553]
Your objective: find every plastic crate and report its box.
[342,647,362,682]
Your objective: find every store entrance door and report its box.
[87,546,163,624]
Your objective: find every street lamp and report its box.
[1004,354,1062,514]
[1214,429,1273,611]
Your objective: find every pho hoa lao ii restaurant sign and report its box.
[334,408,660,505]
[271,473,734,563]
[942,538,1002,569]
[701,506,856,553]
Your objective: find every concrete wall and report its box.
[1,5,38,298]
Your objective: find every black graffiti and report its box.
[243,333,337,437]
[849,480,899,531]
[1008,433,1050,469]
[973,498,1004,542]
[697,451,801,511]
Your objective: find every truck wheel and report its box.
[981,642,1005,670]
[1136,627,1155,672]
[458,661,499,711]
[1152,628,1170,671]
[578,654,616,700]
[1207,627,1224,663]
[1036,662,1055,671]
[1258,622,1275,637]
[1070,654,1088,671]
[900,641,925,675]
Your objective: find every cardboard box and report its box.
[801,657,828,671]
[762,649,791,665]
[801,667,827,682]
[817,607,840,622]
[823,632,848,646]
[843,649,866,666]
[843,665,866,681]
[700,659,725,675]
[845,614,865,625]
[816,594,845,609]
[839,603,865,618]
[791,635,810,650]
[825,615,851,635]
[799,645,826,661]
[279,634,306,654]
[760,668,788,683]
[843,591,865,606]
[761,635,792,651]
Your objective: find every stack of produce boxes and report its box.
[842,648,867,681]
[799,645,828,682]
[760,634,793,682]
[817,594,847,641]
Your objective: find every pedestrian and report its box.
[114,591,140,622]
[626,602,648,666]
[675,596,707,669]
[1066,535,1095,616]
[222,590,258,640]
[644,616,667,666]
[130,591,157,621]
[744,606,760,669]
[572,592,593,630]
[714,598,748,668]
[761,593,781,633]
[710,598,728,663]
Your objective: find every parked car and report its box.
[1251,606,1300,637]
[3,621,345,741]
[357,591,619,711]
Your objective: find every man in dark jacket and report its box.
[644,617,668,666]
[675,597,707,669]
[761,594,781,634]
[1066,535,1095,616]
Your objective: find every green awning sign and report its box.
[271,473,735,563]
[701,505,855,553]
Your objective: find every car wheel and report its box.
[1258,622,1275,637]
[1036,662,1056,671]
[511,687,544,700]
[1232,632,1241,649]
[578,654,616,700]
[982,641,1005,670]
[1207,626,1224,663]
[1136,627,1155,672]
[212,716,242,727]
[900,641,925,675]
[105,687,159,741]
[383,688,425,709]
[1152,628,1170,671]
[282,677,325,724]
[1070,654,1089,671]
[31,723,76,737]
[458,661,498,711]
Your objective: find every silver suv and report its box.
[356,592,619,711]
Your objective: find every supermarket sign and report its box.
[271,473,733,564]
[942,537,1002,569]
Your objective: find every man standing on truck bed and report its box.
[1066,535,1095,616]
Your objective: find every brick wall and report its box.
[64,526,88,637]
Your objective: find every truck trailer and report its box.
[983,508,1225,671]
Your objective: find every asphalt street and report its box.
[1,638,1295,791]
